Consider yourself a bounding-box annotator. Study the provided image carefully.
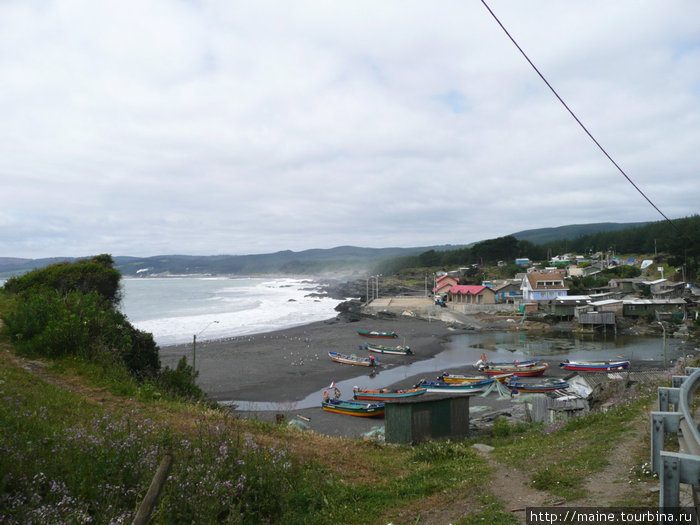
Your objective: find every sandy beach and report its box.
[159,312,671,439]
[159,314,559,438]
[163,316,473,400]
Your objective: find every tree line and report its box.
[372,215,700,280]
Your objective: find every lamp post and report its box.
[193,320,219,373]
[657,321,667,369]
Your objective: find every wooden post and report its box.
[132,453,174,525]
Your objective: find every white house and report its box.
[521,272,569,302]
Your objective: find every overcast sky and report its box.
[1,1,698,259]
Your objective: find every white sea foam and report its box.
[120,277,340,346]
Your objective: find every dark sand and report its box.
[160,316,505,437]
[159,315,656,439]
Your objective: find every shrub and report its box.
[156,357,204,400]
[492,416,511,438]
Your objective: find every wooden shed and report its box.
[384,394,470,445]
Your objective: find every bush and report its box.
[492,416,512,438]
[156,357,204,400]
[1,256,160,381]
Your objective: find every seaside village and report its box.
[338,252,700,446]
[368,253,698,330]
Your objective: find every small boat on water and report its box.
[560,360,630,372]
[328,351,377,367]
[321,398,385,417]
[438,372,513,383]
[353,386,426,401]
[506,377,570,393]
[357,329,398,339]
[364,343,412,355]
[416,377,493,394]
[481,363,548,377]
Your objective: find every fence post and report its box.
[132,453,174,525]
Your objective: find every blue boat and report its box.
[415,378,493,394]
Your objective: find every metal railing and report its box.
[651,366,700,510]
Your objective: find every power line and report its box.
[480,0,684,238]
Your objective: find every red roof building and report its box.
[447,285,496,305]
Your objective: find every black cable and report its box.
[480,0,684,238]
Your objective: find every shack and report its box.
[384,393,470,445]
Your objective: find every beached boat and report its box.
[481,363,548,377]
[328,351,377,367]
[357,329,398,339]
[506,377,569,393]
[473,352,541,370]
[364,343,412,355]
[438,372,513,383]
[415,377,493,394]
[353,386,426,401]
[559,360,630,372]
[321,398,385,417]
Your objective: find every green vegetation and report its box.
[0,255,202,401]
[0,253,674,522]
[568,265,642,294]
[375,215,700,281]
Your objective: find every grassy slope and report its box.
[0,334,665,524]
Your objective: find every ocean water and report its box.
[119,277,341,346]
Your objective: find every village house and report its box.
[521,271,569,302]
[608,278,646,294]
[648,279,686,300]
[433,274,459,296]
[550,295,591,319]
[492,279,522,304]
[622,297,687,320]
[446,285,496,305]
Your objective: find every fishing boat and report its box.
[328,351,377,367]
[415,377,493,394]
[438,372,513,383]
[321,398,385,417]
[559,359,630,372]
[357,329,398,339]
[506,377,570,393]
[364,343,412,355]
[353,386,426,401]
[474,352,541,370]
[481,363,548,377]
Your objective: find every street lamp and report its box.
[657,321,667,368]
[193,320,219,372]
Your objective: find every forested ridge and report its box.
[373,215,700,280]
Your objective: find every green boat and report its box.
[321,398,385,417]
[364,343,412,355]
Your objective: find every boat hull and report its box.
[357,330,398,339]
[560,360,630,372]
[353,387,426,401]
[328,351,376,367]
[439,373,513,383]
[322,399,385,417]
[417,378,493,394]
[506,379,569,393]
[482,364,547,377]
[365,343,412,355]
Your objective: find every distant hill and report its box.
[0,221,655,279]
[0,245,466,278]
[509,222,651,245]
